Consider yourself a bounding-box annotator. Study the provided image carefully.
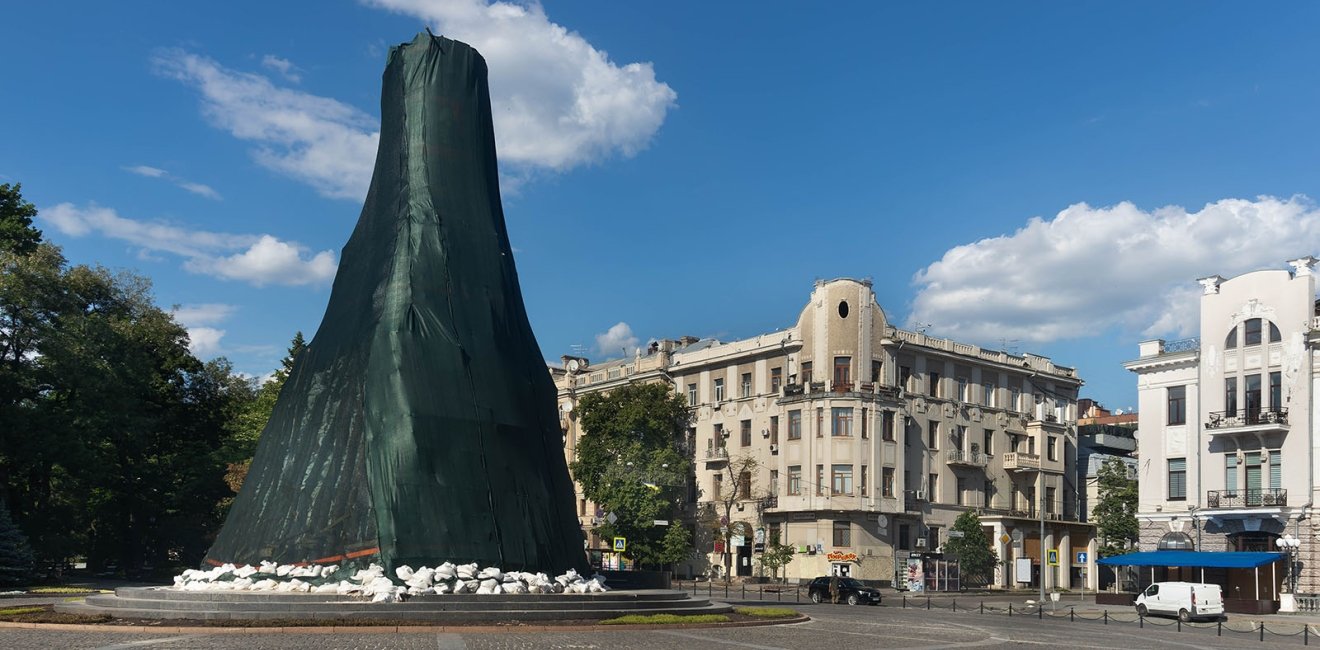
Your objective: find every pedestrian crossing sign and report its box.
[1046,549,1059,566]
[613,537,627,552]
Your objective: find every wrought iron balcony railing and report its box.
[946,449,989,468]
[1206,488,1288,508]
[1206,408,1288,430]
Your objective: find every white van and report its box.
[1135,582,1225,621]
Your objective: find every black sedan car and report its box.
[807,576,883,605]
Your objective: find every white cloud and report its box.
[594,321,640,357]
[908,196,1320,344]
[261,54,302,83]
[41,202,337,287]
[366,0,677,173]
[153,50,379,200]
[124,164,222,200]
[170,304,236,358]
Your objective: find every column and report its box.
[1059,529,1072,590]
[1087,536,1099,591]
[994,522,1008,589]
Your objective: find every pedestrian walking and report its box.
[829,574,840,604]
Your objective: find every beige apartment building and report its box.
[1125,258,1320,595]
[554,278,1094,588]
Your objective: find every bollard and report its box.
[953,599,957,612]
[778,587,782,603]
[1260,623,1265,643]
[796,586,800,603]
[1038,604,1043,620]
[741,583,745,599]
[1217,620,1222,637]
[927,597,932,610]
[1139,614,1144,629]
[724,582,729,598]
[1304,623,1308,645]
[1177,619,1181,633]
[1103,610,1108,625]
[1070,606,1074,622]
[1009,603,1013,617]
[980,601,984,615]
[903,595,907,609]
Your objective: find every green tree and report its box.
[1094,457,1138,556]
[218,331,306,505]
[0,500,34,585]
[711,453,761,580]
[943,509,998,587]
[570,382,693,569]
[756,530,796,582]
[0,183,41,255]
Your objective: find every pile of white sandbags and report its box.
[171,561,607,603]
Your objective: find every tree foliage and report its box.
[943,509,998,587]
[217,331,305,509]
[0,499,34,585]
[756,530,795,582]
[1094,457,1138,556]
[0,184,257,576]
[570,382,693,568]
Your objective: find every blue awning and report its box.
[1097,551,1284,569]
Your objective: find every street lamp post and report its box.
[1277,533,1302,612]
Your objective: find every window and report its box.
[1270,371,1282,411]
[714,378,725,402]
[1271,450,1282,490]
[787,466,802,495]
[687,383,697,406]
[741,372,752,398]
[834,356,851,390]
[957,377,969,402]
[898,524,911,550]
[832,407,854,437]
[1245,318,1262,346]
[1010,434,1021,453]
[928,473,939,502]
[740,419,752,447]
[1047,436,1058,461]
[1245,374,1262,414]
[1046,487,1056,514]
[1225,377,1238,413]
[816,465,825,496]
[1167,386,1186,425]
[928,371,941,397]
[831,464,853,495]
[927,527,940,552]
[882,467,895,497]
[871,360,882,383]
[833,520,851,547]
[899,366,913,391]
[738,470,751,499]
[861,408,869,439]
[788,410,802,440]
[769,469,779,496]
[983,382,995,407]
[770,416,779,444]
[768,522,781,545]
[861,465,868,496]
[1010,386,1022,412]
[927,420,939,450]
[713,473,723,500]
[1225,326,1238,350]
[770,367,782,393]
[1225,454,1238,492]
[801,361,813,384]
[1028,435,1036,455]
[956,476,966,506]
[578,498,586,516]
[816,407,823,438]
[882,411,896,442]
[1168,458,1187,500]
[1270,322,1282,343]
[713,423,724,445]
[983,428,993,455]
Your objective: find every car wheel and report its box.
[811,591,823,604]
[847,594,860,606]
[1178,609,1190,623]
[1136,604,1148,617]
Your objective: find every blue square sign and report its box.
[1076,551,1088,564]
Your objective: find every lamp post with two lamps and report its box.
[1277,533,1302,612]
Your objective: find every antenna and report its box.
[998,338,1020,354]
[914,322,932,335]
[570,344,587,355]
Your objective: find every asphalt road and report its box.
[1,599,1313,649]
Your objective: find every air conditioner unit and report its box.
[915,490,927,501]
[769,444,779,453]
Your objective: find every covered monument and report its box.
[205,32,587,574]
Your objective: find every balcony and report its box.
[946,449,989,468]
[1206,408,1289,435]
[1002,452,1041,472]
[1206,488,1288,509]
[702,446,729,463]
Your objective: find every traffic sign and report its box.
[1046,549,1059,566]
[653,520,669,526]
[1076,551,1088,564]
[947,531,965,539]
[613,537,627,552]
[999,534,1011,544]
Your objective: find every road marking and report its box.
[93,637,201,650]
[656,630,790,649]
[436,633,469,649]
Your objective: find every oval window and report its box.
[838,300,849,318]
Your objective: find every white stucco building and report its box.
[1125,257,1318,593]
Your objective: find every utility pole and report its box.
[1039,473,1046,607]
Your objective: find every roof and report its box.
[1097,551,1284,569]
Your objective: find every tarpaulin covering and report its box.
[1097,551,1284,569]
[205,32,587,574]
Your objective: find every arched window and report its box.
[1269,322,1282,343]
[1244,318,1263,346]
[1225,326,1238,350]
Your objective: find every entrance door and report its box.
[832,563,851,577]
[736,543,752,576]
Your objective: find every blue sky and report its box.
[7,2,1320,410]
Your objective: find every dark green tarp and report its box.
[205,32,587,574]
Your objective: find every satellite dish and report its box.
[567,359,581,372]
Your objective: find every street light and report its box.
[1276,533,1302,594]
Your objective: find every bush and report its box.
[734,607,798,618]
[600,613,731,625]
